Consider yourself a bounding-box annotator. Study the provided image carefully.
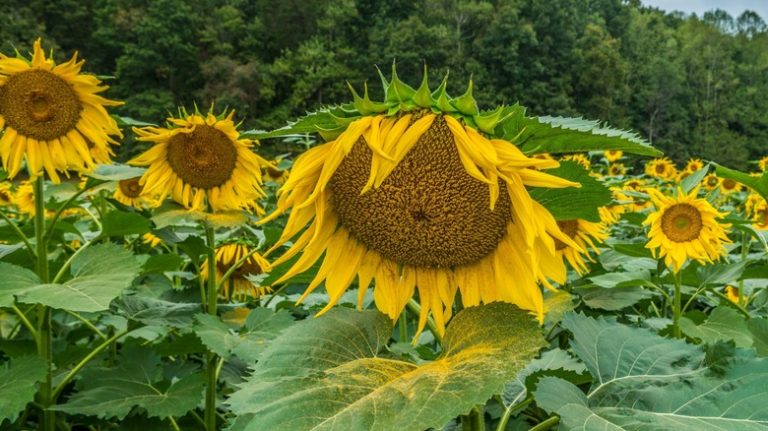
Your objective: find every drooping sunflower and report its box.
[644,187,731,272]
[702,173,720,191]
[113,176,156,208]
[201,243,272,301]
[129,109,269,212]
[0,39,122,183]
[551,219,608,275]
[561,154,591,170]
[645,157,677,180]
[262,71,587,335]
[719,177,743,194]
[685,158,704,174]
[604,150,623,162]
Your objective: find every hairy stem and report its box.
[204,223,218,431]
[34,177,54,431]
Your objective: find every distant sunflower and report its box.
[0,181,12,206]
[749,197,768,230]
[201,243,272,301]
[719,178,743,194]
[604,150,623,162]
[685,158,704,173]
[263,160,288,184]
[607,163,627,176]
[725,286,739,304]
[561,154,591,170]
[623,178,645,191]
[13,181,36,215]
[645,157,677,180]
[129,109,269,212]
[702,174,720,191]
[263,72,581,335]
[758,155,768,172]
[113,176,156,208]
[142,233,163,248]
[552,219,608,275]
[644,187,731,272]
[0,39,122,183]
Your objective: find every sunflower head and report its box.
[719,177,743,194]
[645,157,677,180]
[604,150,623,162]
[114,176,157,208]
[644,187,731,272]
[129,108,269,213]
[201,243,272,301]
[703,173,721,191]
[553,219,608,274]
[750,198,768,230]
[758,155,768,172]
[0,39,122,183]
[685,158,704,173]
[608,163,627,176]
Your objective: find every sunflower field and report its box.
[0,35,768,431]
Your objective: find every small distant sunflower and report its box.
[750,199,768,230]
[676,170,691,182]
[13,181,36,215]
[758,155,768,172]
[262,71,582,335]
[644,187,731,272]
[113,177,156,208]
[561,154,591,170]
[719,178,743,194]
[724,286,739,304]
[142,233,163,248]
[604,150,623,162]
[552,219,608,274]
[607,163,627,176]
[702,174,720,191]
[263,160,288,184]
[645,157,677,180]
[0,181,12,206]
[623,178,645,191]
[0,39,122,183]
[685,158,704,173]
[201,243,272,301]
[129,109,269,212]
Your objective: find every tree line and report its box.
[1,0,766,168]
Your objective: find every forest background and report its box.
[1,0,766,169]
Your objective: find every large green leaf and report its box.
[0,356,47,423]
[0,263,40,307]
[101,210,151,237]
[113,294,201,327]
[535,313,768,430]
[679,306,753,348]
[528,161,612,222]
[53,348,204,420]
[228,303,546,431]
[193,309,295,362]
[715,164,768,201]
[17,243,141,312]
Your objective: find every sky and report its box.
[642,0,768,21]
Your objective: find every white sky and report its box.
[642,0,767,20]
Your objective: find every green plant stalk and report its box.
[33,177,54,431]
[496,397,532,431]
[739,231,749,307]
[0,208,35,258]
[529,416,560,431]
[204,223,218,431]
[672,270,683,338]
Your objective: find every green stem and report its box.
[739,231,749,307]
[51,235,98,284]
[12,305,39,342]
[0,208,35,258]
[168,416,181,431]
[204,223,218,431]
[496,397,532,431]
[64,310,107,340]
[42,185,88,243]
[52,329,129,400]
[529,416,560,431]
[672,270,682,338]
[33,177,54,431]
[398,312,408,341]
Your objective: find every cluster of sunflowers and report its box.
[1,39,764,336]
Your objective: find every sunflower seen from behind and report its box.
[644,187,730,272]
[262,70,586,336]
[129,109,270,213]
[0,39,122,183]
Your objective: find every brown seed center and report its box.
[722,179,736,190]
[328,115,511,268]
[660,203,703,242]
[555,220,579,250]
[0,69,82,140]
[166,124,238,189]
[217,256,264,278]
[118,177,143,198]
[655,164,666,174]
[707,177,718,186]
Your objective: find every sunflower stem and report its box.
[739,231,749,307]
[33,177,54,431]
[672,270,683,338]
[0,208,35,259]
[529,416,560,431]
[461,406,484,431]
[204,222,218,431]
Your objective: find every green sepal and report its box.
[451,79,479,116]
[432,77,457,114]
[412,66,434,108]
[386,63,416,106]
[472,106,507,134]
[348,82,388,115]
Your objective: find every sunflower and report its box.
[561,154,591,170]
[13,181,36,216]
[0,181,12,206]
[719,177,743,194]
[604,150,623,162]
[684,158,704,173]
[758,155,768,172]
[263,159,288,184]
[113,176,156,208]
[724,286,739,304]
[142,233,163,248]
[129,109,269,212]
[262,72,582,336]
[607,163,627,176]
[645,157,677,180]
[749,198,768,230]
[644,187,731,272]
[201,243,272,301]
[552,219,608,275]
[623,178,646,191]
[0,39,122,183]
[702,174,720,191]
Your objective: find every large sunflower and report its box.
[0,39,122,183]
[201,243,272,301]
[644,187,731,272]
[262,73,583,336]
[129,109,269,212]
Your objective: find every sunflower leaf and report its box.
[227,303,545,431]
[243,105,359,140]
[101,210,151,237]
[17,243,141,312]
[715,164,768,201]
[528,161,612,222]
[534,313,768,430]
[0,356,48,423]
[0,263,40,307]
[679,307,753,348]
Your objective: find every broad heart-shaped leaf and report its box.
[0,356,47,423]
[17,243,141,312]
[528,161,612,222]
[194,309,295,362]
[101,210,151,237]
[53,348,204,420]
[498,110,661,157]
[0,263,40,307]
[227,303,546,431]
[535,313,768,430]
[679,306,753,348]
[502,348,586,407]
[113,294,200,327]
